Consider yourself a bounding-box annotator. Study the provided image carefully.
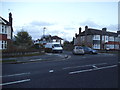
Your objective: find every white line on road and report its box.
[63,63,107,70]
[0,72,30,78]
[69,65,117,74]
[0,79,30,86]
[30,59,42,61]
[49,70,54,73]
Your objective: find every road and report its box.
[1,51,119,88]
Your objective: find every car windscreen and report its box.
[76,46,83,49]
[53,44,61,47]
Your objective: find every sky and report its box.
[0,0,119,41]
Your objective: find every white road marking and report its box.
[0,72,30,78]
[63,63,107,70]
[30,59,42,61]
[69,65,117,74]
[92,65,98,69]
[0,79,30,86]
[49,70,54,73]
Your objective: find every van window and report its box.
[53,44,61,47]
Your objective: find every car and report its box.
[82,46,98,54]
[73,46,85,55]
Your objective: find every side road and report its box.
[1,53,70,64]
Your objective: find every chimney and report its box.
[117,31,120,34]
[117,31,120,37]
[85,26,88,34]
[102,28,107,35]
[102,28,107,31]
[9,12,12,26]
[85,26,88,30]
[85,26,88,46]
[79,27,81,34]
[75,33,78,38]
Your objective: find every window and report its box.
[2,25,4,33]
[93,35,100,40]
[93,44,100,49]
[1,25,7,34]
[1,40,7,49]
[109,36,114,41]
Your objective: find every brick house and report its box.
[74,26,120,50]
[0,12,13,50]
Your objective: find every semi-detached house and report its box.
[74,26,120,50]
[0,12,13,50]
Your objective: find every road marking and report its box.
[69,65,117,74]
[92,65,98,69]
[0,79,30,86]
[0,72,30,78]
[49,70,54,73]
[30,59,42,61]
[63,63,107,70]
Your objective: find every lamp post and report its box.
[43,27,46,37]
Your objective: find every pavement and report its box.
[1,53,70,64]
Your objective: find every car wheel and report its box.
[90,51,93,54]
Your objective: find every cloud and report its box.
[106,24,118,32]
[13,22,77,41]
[64,26,76,30]
[80,20,101,28]
[79,20,118,32]
[30,21,55,26]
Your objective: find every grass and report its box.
[0,59,17,63]
[2,52,45,58]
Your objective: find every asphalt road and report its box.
[1,51,119,88]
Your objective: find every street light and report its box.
[43,27,46,37]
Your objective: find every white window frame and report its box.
[93,35,100,40]
[2,25,7,34]
[2,40,7,49]
[109,36,114,41]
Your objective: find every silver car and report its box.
[73,46,85,55]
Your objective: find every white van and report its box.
[45,42,63,53]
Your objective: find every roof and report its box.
[51,36,63,40]
[79,28,118,37]
[0,16,10,25]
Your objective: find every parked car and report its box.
[73,46,85,55]
[82,46,98,54]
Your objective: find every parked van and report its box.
[45,42,63,53]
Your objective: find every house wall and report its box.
[0,23,12,50]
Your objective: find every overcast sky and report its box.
[1,0,119,41]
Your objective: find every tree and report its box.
[14,30,33,49]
